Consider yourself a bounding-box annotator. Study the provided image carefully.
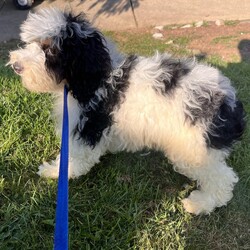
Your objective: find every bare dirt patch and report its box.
[160,22,250,62]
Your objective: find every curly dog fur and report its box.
[8,8,245,214]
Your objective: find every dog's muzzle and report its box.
[12,62,24,75]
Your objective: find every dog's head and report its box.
[8,8,112,101]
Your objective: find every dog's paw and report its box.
[37,161,59,179]
[182,190,216,215]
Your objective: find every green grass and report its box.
[1,30,250,249]
[224,20,240,26]
[105,31,192,56]
[211,35,238,45]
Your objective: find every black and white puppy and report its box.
[8,8,245,215]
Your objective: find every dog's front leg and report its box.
[37,139,108,179]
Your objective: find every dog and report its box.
[8,8,245,215]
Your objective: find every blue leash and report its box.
[54,86,69,250]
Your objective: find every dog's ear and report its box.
[45,12,112,103]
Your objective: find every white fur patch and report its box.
[8,43,63,92]
[20,8,67,43]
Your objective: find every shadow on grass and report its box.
[67,151,192,249]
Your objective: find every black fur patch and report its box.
[207,100,246,149]
[44,12,117,147]
[74,55,138,147]
[45,12,112,104]
[107,55,138,110]
[186,88,225,124]
[156,57,191,94]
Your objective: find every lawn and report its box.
[0,28,250,249]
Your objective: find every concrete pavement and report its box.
[0,0,250,42]
[39,0,250,30]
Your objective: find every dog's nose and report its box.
[12,62,24,75]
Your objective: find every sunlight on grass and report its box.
[1,29,250,249]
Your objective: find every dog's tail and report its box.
[207,99,246,150]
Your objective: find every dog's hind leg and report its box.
[174,149,238,215]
